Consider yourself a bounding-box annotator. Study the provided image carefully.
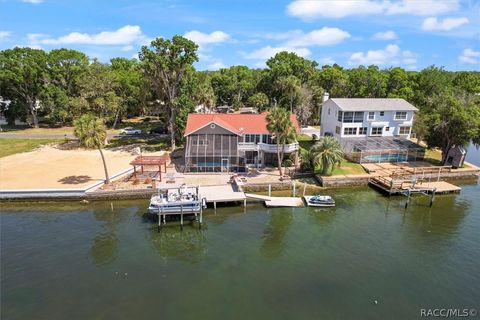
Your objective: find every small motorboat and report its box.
[303,195,335,207]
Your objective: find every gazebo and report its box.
[130,155,169,181]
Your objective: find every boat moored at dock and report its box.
[303,195,335,207]
[148,185,206,215]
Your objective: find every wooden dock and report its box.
[245,193,304,207]
[200,185,247,209]
[369,176,461,195]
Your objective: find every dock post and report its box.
[268,184,271,197]
[244,198,246,207]
[405,189,411,209]
[110,202,114,212]
[430,188,436,207]
[292,181,296,197]
[158,208,162,233]
[214,201,217,211]
[199,199,203,229]
[180,204,184,231]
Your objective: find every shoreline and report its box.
[1,174,477,203]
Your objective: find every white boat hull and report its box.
[148,195,206,214]
[303,196,335,207]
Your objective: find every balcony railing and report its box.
[258,142,299,153]
[238,142,258,151]
[238,142,300,153]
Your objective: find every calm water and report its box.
[1,147,479,320]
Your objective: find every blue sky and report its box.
[1,0,479,71]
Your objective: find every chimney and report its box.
[322,92,330,103]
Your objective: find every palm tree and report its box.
[74,114,110,183]
[310,136,344,175]
[266,107,296,177]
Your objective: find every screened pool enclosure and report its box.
[184,134,246,173]
[341,137,425,163]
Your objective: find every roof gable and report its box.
[184,113,300,136]
[330,98,418,112]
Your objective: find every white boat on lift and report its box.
[148,185,206,214]
[303,195,335,207]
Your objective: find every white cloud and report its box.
[348,44,417,67]
[28,25,147,46]
[183,30,230,47]
[244,46,311,60]
[421,17,469,31]
[284,27,350,47]
[386,0,459,16]
[372,30,398,40]
[318,57,336,65]
[459,48,480,64]
[287,0,384,20]
[207,61,226,70]
[121,45,134,51]
[0,31,11,40]
[22,0,43,4]
[287,0,459,20]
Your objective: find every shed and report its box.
[444,145,467,168]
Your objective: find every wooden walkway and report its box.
[199,185,246,207]
[245,193,304,207]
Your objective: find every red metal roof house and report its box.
[184,113,300,173]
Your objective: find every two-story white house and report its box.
[320,98,417,139]
[320,97,424,163]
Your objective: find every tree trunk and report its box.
[276,141,283,177]
[98,146,110,184]
[441,145,451,165]
[112,109,120,129]
[29,99,39,128]
[169,108,176,151]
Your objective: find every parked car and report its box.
[120,127,142,135]
[149,126,168,134]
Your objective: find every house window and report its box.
[380,111,385,116]
[395,111,407,120]
[343,127,357,135]
[262,135,268,143]
[328,108,331,115]
[385,127,390,132]
[359,127,367,135]
[337,111,343,122]
[399,126,411,135]
[335,126,340,134]
[371,127,383,135]
[353,112,364,122]
[368,112,375,120]
[342,112,363,123]
[245,134,255,143]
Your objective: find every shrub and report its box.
[144,177,152,184]
[283,159,293,167]
[132,178,140,185]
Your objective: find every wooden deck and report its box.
[245,193,304,207]
[369,176,461,195]
[199,185,246,204]
[402,181,461,194]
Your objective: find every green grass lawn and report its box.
[424,148,443,165]
[106,136,171,152]
[328,160,366,176]
[0,138,62,158]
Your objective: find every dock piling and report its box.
[429,188,436,207]
[268,184,272,197]
[180,204,184,231]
